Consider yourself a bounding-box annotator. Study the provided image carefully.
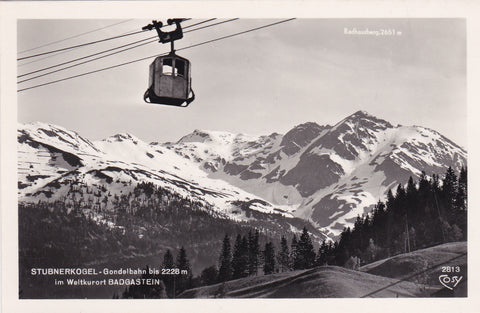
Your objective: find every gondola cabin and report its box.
[144,52,194,107]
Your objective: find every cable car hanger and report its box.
[142,19,195,107]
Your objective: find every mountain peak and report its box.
[18,121,100,154]
[177,129,260,145]
[22,121,76,135]
[178,129,219,144]
[347,110,383,121]
[104,133,140,144]
[280,122,326,156]
[352,110,372,118]
[335,110,393,130]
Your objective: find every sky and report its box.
[17,18,467,147]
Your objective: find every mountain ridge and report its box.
[17,111,466,237]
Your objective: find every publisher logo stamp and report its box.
[438,274,463,290]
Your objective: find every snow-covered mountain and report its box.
[17,111,466,237]
[159,111,466,235]
[18,122,297,223]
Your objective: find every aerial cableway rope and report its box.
[18,18,235,80]
[17,19,191,61]
[18,37,158,80]
[178,18,293,51]
[17,18,207,68]
[17,21,190,68]
[17,30,147,61]
[17,18,296,93]
[183,18,217,30]
[18,19,135,54]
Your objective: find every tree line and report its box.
[120,246,192,299]
[332,166,467,266]
[121,225,320,298]
[121,166,468,298]
[20,166,466,298]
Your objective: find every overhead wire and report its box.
[184,18,239,33]
[17,19,191,61]
[18,37,158,79]
[17,30,147,61]
[183,18,216,29]
[178,18,294,51]
[18,18,239,81]
[18,38,159,84]
[18,24,152,68]
[17,18,191,61]
[17,19,214,76]
[19,51,76,68]
[17,18,296,92]
[18,19,134,54]
[17,53,165,93]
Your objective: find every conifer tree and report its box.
[290,234,298,269]
[277,235,290,272]
[316,240,328,266]
[406,176,419,218]
[248,230,260,276]
[395,183,406,216]
[453,166,467,238]
[295,227,316,269]
[163,249,174,268]
[232,234,248,279]
[418,171,432,216]
[176,246,192,295]
[263,242,276,275]
[456,166,467,211]
[218,234,232,282]
[442,167,458,212]
[162,249,175,297]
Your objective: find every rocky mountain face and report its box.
[160,111,466,236]
[17,111,466,238]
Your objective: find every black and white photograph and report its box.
[1,1,480,312]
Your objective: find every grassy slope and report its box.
[180,242,467,298]
[359,241,467,286]
[180,266,436,298]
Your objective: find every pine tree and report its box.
[175,247,192,295]
[294,227,316,269]
[277,235,290,272]
[456,166,467,211]
[386,189,395,207]
[395,183,406,216]
[406,176,419,219]
[232,234,248,279]
[316,240,328,266]
[290,234,298,269]
[162,249,175,298]
[218,234,232,282]
[442,167,458,212]
[263,242,276,275]
[248,230,260,276]
[163,249,174,268]
[454,166,467,238]
[418,171,432,216]
[297,227,315,268]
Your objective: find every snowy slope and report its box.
[18,111,467,237]
[17,122,294,223]
[160,111,466,236]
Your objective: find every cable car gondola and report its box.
[143,19,195,107]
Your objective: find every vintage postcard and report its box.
[1,1,479,313]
